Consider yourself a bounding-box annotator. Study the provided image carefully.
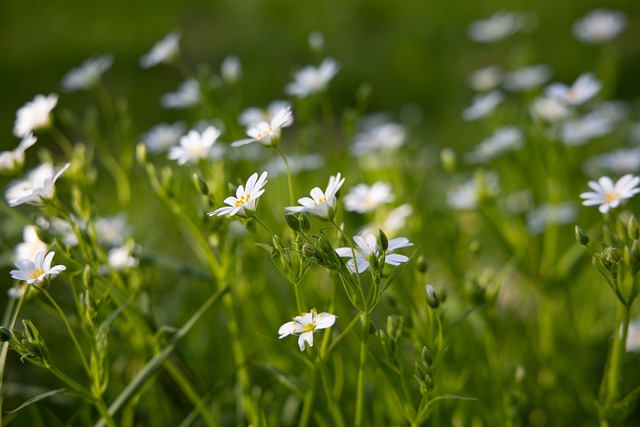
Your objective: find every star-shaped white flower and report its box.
[13,94,58,138]
[0,133,37,173]
[208,172,268,217]
[343,182,395,213]
[350,122,406,156]
[168,126,222,165]
[238,100,291,128]
[10,250,66,285]
[232,106,293,147]
[335,234,413,274]
[140,32,181,68]
[278,308,337,351]
[580,174,640,213]
[285,58,340,98]
[573,9,627,44]
[286,173,345,219]
[161,79,201,109]
[62,54,114,92]
[546,73,602,106]
[5,162,70,207]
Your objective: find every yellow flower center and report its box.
[302,323,315,332]
[235,194,250,207]
[31,268,45,279]
[604,191,620,204]
[313,196,327,206]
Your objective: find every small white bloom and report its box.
[8,284,27,299]
[208,172,268,217]
[13,94,58,138]
[627,317,640,352]
[95,214,131,247]
[107,245,139,271]
[503,64,552,92]
[141,122,186,153]
[169,126,222,165]
[573,9,627,44]
[589,148,640,175]
[161,79,201,109]
[285,58,339,98]
[468,66,503,92]
[6,163,70,207]
[462,91,504,121]
[0,133,37,173]
[560,112,612,146]
[580,174,640,213]
[10,250,66,285]
[360,204,414,238]
[546,73,602,106]
[447,172,500,210]
[62,54,114,92]
[343,182,395,213]
[468,11,526,43]
[465,126,524,164]
[526,202,578,235]
[232,106,293,147]
[278,308,337,351]
[14,225,48,262]
[530,97,571,123]
[335,234,413,274]
[286,173,345,219]
[140,32,181,68]
[221,55,242,85]
[350,122,406,156]
[36,216,79,247]
[238,100,292,128]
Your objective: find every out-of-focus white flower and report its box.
[503,64,552,92]
[10,250,66,285]
[13,94,58,138]
[448,172,500,210]
[107,245,139,271]
[232,106,293,147]
[168,126,222,165]
[140,32,181,68]
[285,58,339,98]
[286,173,345,220]
[335,234,413,274]
[308,31,324,53]
[465,126,524,164]
[343,182,395,213]
[62,54,114,92]
[462,91,504,121]
[526,202,578,235]
[580,174,640,213]
[14,225,47,261]
[7,284,27,299]
[161,79,201,109]
[468,11,526,43]
[278,308,336,351]
[546,73,601,106]
[36,216,79,247]
[468,66,503,92]
[350,122,406,156]
[6,163,70,207]
[238,100,292,128]
[95,214,131,247]
[627,317,640,352]
[262,153,325,178]
[560,112,612,146]
[573,9,627,44]
[221,55,242,85]
[360,204,413,237]
[590,101,628,124]
[208,172,268,218]
[587,148,640,175]
[141,122,186,153]
[0,133,37,173]
[530,97,571,123]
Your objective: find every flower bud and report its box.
[193,173,209,195]
[416,255,428,274]
[300,212,311,233]
[83,264,94,289]
[575,226,590,246]
[425,284,440,309]
[285,213,302,232]
[604,247,620,263]
[0,327,13,342]
[378,229,389,252]
[386,315,403,341]
[629,215,640,241]
[421,346,433,367]
[302,243,317,259]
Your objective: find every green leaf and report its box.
[603,385,640,423]
[6,389,69,414]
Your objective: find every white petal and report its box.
[298,331,314,351]
[278,321,298,338]
[314,313,336,330]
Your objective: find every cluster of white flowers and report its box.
[335,234,413,274]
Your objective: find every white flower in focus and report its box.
[107,245,139,271]
[530,97,571,123]
[208,172,268,217]
[140,32,181,68]
[350,122,406,156]
[141,122,186,153]
[335,234,413,274]
[462,91,504,121]
[465,126,524,164]
[232,106,293,147]
[580,174,640,213]
[560,112,612,146]
[503,64,552,92]
[573,9,627,44]
[343,182,395,213]
[285,58,339,98]
[6,163,70,207]
[0,133,37,173]
[13,94,58,138]
[238,100,292,128]
[589,148,640,175]
[468,11,526,43]
[627,317,640,352]
[169,126,222,165]
[161,79,201,109]
[95,214,131,247]
[221,55,242,85]
[14,225,48,262]
[10,250,66,285]
[526,202,578,235]
[468,66,503,92]
[286,173,345,219]
[546,73,602,106]
[62,54,114,92]
[278,308,337,351]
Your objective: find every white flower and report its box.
[503,64,552,92]
[238,100,291,128]
[169,126,222,165]
[589,148,640,175]
[13,94,58,138]
[573,9,627,44]
[62,54,114,92]
[221,55,242,85]
[335,234,413,274]
[468,66,503,92]
[14,225,48,261]
[462,91,504,121]
[465,126,524,164]
[286,173,345,219]
[530,97,571,123]
[560,112,612,146]
[285,58,339,98]
[95,214,131,247]
[141,122,186,153]
[468,11,526,43]
[6,162,70,207]
[278,308,337,351]
[447,172,500,210]
[10,251,66,285]
[350,122,406,156]
[140,32,181,68]
[232,106,293,147]
[161,79,201,109]
[526,202,578,235]
[627,317,640,352]
[0,133,37,173]
[343,182,395,213]
[208,172,268,217]
[360,204,413,239]
[580,174,640,213]
[546,73,601,106]
[36,216,79,247]
[107,245,139,271]
[8,284,27,299]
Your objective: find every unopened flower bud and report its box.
[421,346,433,367]
[575,226,590,246]
[386,315,403,341]
[302,244,317,259]
[425,284,440,309]
[83,265,94,289]
[300,212,311,232]
[629,215,640,241]
[416,255,428,274]
[285,213,302,232]
[0,327,13,342]
[193,173,209,195]
[378,229,389,252]
[604,247,620,263]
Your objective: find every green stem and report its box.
[603,302,630,407]
[298,361,318,427]
[274,145,295,206]
[48,127,74,159]
[354,311,371,427]
[294,281,303,315]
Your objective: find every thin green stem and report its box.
[354,311,371,427]
[252,216,274,236]
[298,360,318,427]
[603,302,630,407]
[274,145,295,206]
